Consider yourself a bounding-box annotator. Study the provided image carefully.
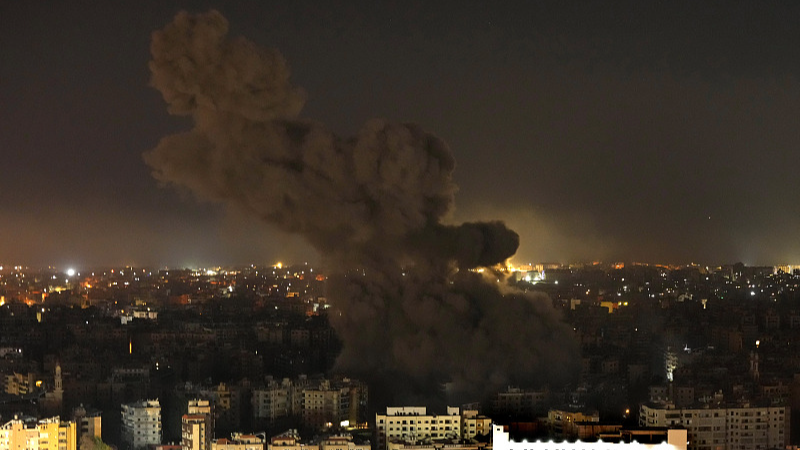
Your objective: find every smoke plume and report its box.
[145,10,579,402]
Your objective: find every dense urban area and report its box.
[2,261,800,450]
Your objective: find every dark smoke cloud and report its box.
[145,10,579,402]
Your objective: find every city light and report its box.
[2,5,799,450]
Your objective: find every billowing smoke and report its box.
[145,10,579,403]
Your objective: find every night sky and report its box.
[3,1,800,268]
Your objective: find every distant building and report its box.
[178,382,246,434]
[40,363,64,416]
[0,416,77,450]
[121,399,162,450]
[266,431,368,450]
[460,410,491,440]
[546,408,599,439]
[182,415,211,450]
[5,372,39,395]
[212,433,264,450]
[253,377,309,421]
[490,387,550,417]
[319,435,370,450]
[119,307,158,324]
[640,403,789,450]
[252,376,367,429]
[302,379,367,429]
[492,424,687,450]
[72,405,102,442]
[267,430,304,450]
[183,399,214,450]
[386,441,483,450]
[375,407,461,450]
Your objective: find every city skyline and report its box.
[4,2,800,267]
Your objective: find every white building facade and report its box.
[252,377,308,421]
[640,403,788,450]
[121,399,162,450]
[375,407,461,450]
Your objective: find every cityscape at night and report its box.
[3,2,800,450]
[2,261,800,450]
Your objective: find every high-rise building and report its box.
[252,377,308,422]
[121,399,162,450]
[183,399,214,450]
[182,416,210,450]
[302,379,367,429]
[252,376,367,429]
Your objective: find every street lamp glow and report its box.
[66,268,76,277]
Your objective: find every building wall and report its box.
[185,399,213,450]
[181,417,207,450]
[253,377,366,428]
[303,384,353,428]
[268,431,311,450]
[38,420,61,450]
[211,433,263,450]
[5,373,38,395]
[0,417,76,450]
[0,419,26,450]
[491,388,549,416]
[375,407,461,450]
[319,435,369,450]
[121,400,162,450]
[640,404,788,450]
[461,411,491,439]
[547,409,599,439]
[72,406,101,444]
[79,415,101,441]
[252,378,306,420]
